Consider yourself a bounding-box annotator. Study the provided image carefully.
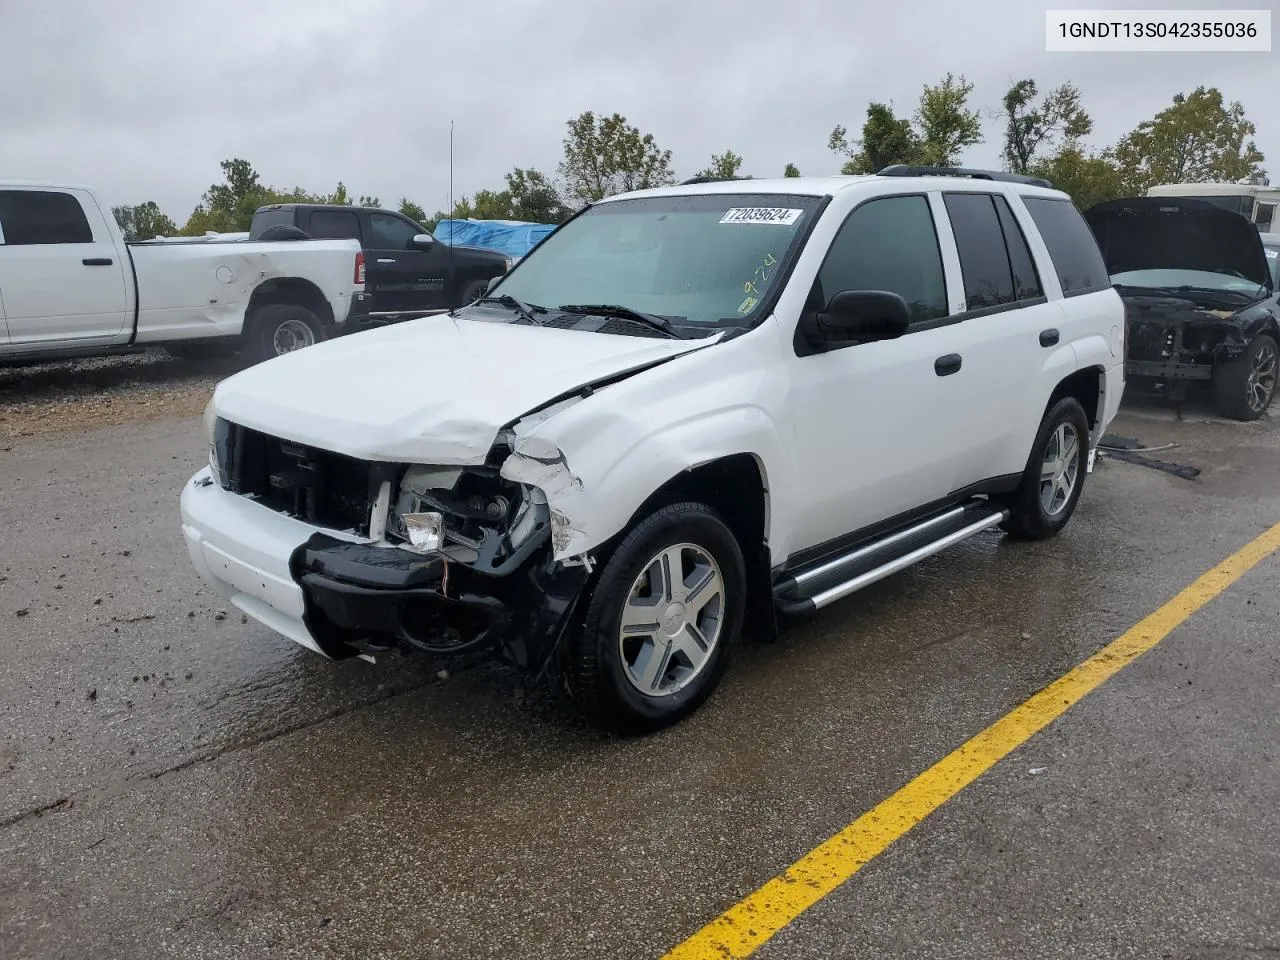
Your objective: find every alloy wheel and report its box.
[617,543,725,697]
[1040,422,1081,517]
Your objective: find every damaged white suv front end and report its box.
[179,301,729,667]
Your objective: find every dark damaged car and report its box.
[1086,196,1279,420]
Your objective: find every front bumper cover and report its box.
[289,534,590,668]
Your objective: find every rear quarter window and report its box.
[1023,197,1111,297]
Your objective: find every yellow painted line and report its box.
[664,521,1280,960]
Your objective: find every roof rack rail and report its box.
[876,164,1053,189]
[679,175,750,185]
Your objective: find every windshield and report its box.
[1112,267,1267,296]
[1266,244,1280,288]
[488,193,822,327]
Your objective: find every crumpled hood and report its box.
[212,313,718,463]
[1085,196,1273,289]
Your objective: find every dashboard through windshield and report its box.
[487,193,823,328]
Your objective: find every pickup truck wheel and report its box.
[568,502,746,734]
[247,303,324,363]
[1212,333,1277,421]
[458,277,491,308]
[459,277,489,306]
[1000,396,1090,540]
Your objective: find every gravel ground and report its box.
[0,349,242,441]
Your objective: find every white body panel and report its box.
[127,236,359,343]
[182,173,1126,654]
[0,181,362,359]
[0,186,132,346]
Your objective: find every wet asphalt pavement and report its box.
[2,393,1278,959]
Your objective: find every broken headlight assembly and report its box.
[387,465,551,574]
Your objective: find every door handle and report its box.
[82,257,113,266]
[376,258,397,263]
[934,354,962,377]
[1039,328,1060,347]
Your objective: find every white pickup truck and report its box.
[0,182,368,365]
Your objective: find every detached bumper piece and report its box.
[289,534,589,668]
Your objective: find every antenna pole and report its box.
[448,120,455,296]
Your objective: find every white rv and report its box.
[1146,182,1280,232]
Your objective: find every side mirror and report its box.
[804,290,911,347]
[485,275,502,295]
[410,233,436,249]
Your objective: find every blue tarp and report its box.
[433,219,557,259]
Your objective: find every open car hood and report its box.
[1084,196,1273,290]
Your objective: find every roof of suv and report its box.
[601,170,1070,204]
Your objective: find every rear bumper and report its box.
[343,292,378,332]
[180,468,588,666]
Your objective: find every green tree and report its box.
[557,111,676,206]
[505,168,570,222]
[112,201,177,241]
[830,102,921,174]
[430,168,571,229]
[695,150,745,179]
[784,163,800,178]
[1029,144,1131,210]
[1112,86,1265,189]
[398,199,428,224]
[915,73,983,167]
[180,159,323,234]
[1001,79,1093,174]
[324,182,381,207]
[471,189,516,220]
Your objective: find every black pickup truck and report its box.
[249,203,511,324]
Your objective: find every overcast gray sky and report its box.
[2,0,1275,222]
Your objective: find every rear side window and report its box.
[944,193,1015,309]
[1023,197,1111,296]
[0,190,93,245]
[818,194,948,323]
[249,209,294,237]
[308,210,361,240]
[993,196,1043,300]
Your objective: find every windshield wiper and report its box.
[557,303,683,338]
[474,295,547,325]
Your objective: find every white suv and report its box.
[181,166,1125,733]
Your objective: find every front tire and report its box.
[458,277,489,307]
[1001,396,1091,540]
[1212,333,1277,421]
[246,303,324,364]
[567,502,746,734]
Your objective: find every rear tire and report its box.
[567,502,746,735]
[1212,333,1277,421]
[246,303,324,364]
[1000,396,1090,540]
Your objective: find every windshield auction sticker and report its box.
[720,208,803,225]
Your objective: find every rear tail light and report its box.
[354,251,366,285]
